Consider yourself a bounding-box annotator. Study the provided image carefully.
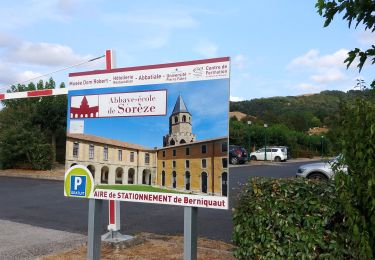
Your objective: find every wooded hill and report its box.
[229,89,375,157]
[230,90,373,132]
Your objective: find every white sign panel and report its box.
[93,189,227,210]
[69,90,167,119]
[69,120,84,133]
[65,57,230,210]
[68,57,230,90]
[98,90,167,117]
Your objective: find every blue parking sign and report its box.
[70,175,87,197]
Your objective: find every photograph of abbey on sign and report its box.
[65,58,230,209]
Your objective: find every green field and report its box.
[95,184,188,194]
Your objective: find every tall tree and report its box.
[33,79,67,163]
[317,1,375,258]
[0,78,67,169]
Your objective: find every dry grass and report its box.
[40,233,235,260]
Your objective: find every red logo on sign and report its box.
[70,96,99,118]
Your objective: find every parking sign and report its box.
[64,165,94,198]
[70,175,87,197]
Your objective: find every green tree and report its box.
[0,92,53,169]
[334,86,375,258]
[316,0,375,87]
[33,80,67,163]
[0,78,67,169]
[317,1,375,257]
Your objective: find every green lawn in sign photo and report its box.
[94,184,190,194]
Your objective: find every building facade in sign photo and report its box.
[65,94,228,196]
[66,133,157,186]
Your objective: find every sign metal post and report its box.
[184,207,198,260]
[104,50,122,235]
[87,199,103,260]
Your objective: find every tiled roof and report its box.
[67,133,227,151]
[66,133,154,151]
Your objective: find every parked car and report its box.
[249,146,288,162]
[296,155,347,180]
[229,145,248,165]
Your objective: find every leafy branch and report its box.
[316,0,375,87]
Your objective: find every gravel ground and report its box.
[0,219,85,260]
[0,168,65,181]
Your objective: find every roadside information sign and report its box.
[64,57,230,210]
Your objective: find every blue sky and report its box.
[68,79,229,148]
[0,1,374,101]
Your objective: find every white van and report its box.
[250,146,288,162]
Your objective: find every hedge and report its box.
[232,177,354,259]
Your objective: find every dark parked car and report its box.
[229,145,248,165]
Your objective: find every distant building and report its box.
[66,94,228,196]
[308,126,329,135]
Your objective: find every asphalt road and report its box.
[0,160,316,243]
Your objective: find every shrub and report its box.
[335,95,375,258]
[290,149,315,159]
[232,177,354,259]
[28,143,54,170]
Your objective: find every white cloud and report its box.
[230,96,244,101]
[11,42,92,66]
[194,41,218,58]
[0,64,17,87]
[0,32,94,67]
[310,68,347,83]
[233,54,247,70]
[0,64,45,91]
[0,33,21,47]
[287,48,357,90]
[0,34,97,87]
[358,30,375,45]
[288,49,348,69]
[16,70,44,82]
[123,11,198,29]
[0,1,74,30]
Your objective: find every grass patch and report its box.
[95,184,188,194]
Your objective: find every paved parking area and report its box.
[230,157,322,167]
[0,219,85,260]
[0,159,324,259]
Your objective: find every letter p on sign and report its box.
[74,177,82,190]
[70,175,87,197]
